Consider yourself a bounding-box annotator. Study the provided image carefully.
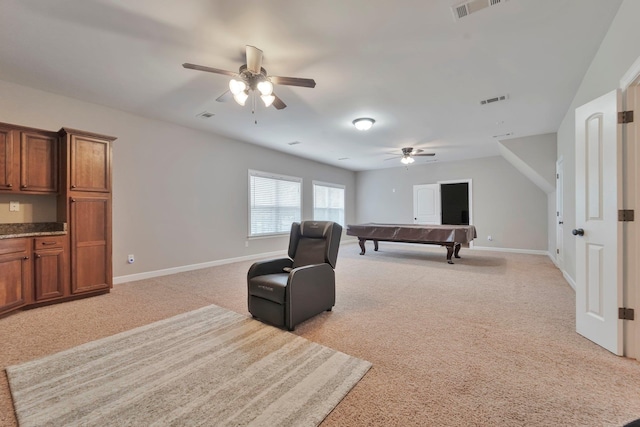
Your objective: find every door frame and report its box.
[620,57,640,360]
[438,178,474,247]
[556,156,564,268]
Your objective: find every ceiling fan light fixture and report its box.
[261,94,275,107]
[257,80,274,96]
[401,156,415,165]
[353,118,375,131]
[233,91,249,106]
[229,79,247,95]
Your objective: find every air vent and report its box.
[493,132,513,138]
[480,94,509,105]
[452,0,508,21]
[288,141,302,146]
[197,111,215,118]
[338,157,350,161]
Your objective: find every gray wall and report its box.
[556,0,640,281]
[356,156,548,251]
[0,80,357,278]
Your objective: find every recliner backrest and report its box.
[288,221,342,269]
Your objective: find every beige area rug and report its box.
[5,304,371,427]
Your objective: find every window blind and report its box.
[313,181,345,226]
[249,170,302,236]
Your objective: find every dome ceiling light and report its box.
[352,118,375,131]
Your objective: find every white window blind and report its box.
[313,181,345,226]
[249,170,302,236]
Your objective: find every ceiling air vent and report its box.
[480,94,509,105]
[452,0,508,21]
[197,111,215,118]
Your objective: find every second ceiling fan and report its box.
[183,45,316,110]
[386,147,436,164]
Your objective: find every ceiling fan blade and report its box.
[216,90,232,102]
[183,63,236,77]
[272,94,287,110]
[246,45,263,74]
[270,76,316,88]
[413,153,436,157]
[384,156,401,161]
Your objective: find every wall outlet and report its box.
[487,235,493,241]
[9,201,19,212]
[127,254,135,264]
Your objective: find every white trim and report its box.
[563,270,576,291]
[114,238,359,285]
[113,250,286,285]
[470,246,548,256]
[547,251,560,268]
[619,55,640,90]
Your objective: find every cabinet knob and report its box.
[6,184,11,188]
[21,185,27,189]
[23,256,29,260]
[36,254,41,258]
[71,184,77,189]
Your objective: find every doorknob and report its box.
[559,221,564,225]
[572,228,584,236]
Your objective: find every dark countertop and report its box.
[0,222,67,240]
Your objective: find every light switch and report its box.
[9,201,19,212]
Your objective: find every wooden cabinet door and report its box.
[70,197,111,294]
[70,135,110,192]
[0,128,15,191]
[0,239,30,316]
[20,131,59,193]
[34,236,67,301]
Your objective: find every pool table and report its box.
[346,223,477,264]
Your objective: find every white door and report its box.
[574,89,623,355]
[413,184,441,224]
[556,157,564,266]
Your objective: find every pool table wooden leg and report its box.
[358,238,366,255]
[446,245,454,264]
[454,242,462,259]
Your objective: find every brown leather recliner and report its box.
[247,221,342,331]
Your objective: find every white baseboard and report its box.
[114,238,359,285]
[113,250,286,285]
[471,246,548,256]
[547,252,560,268]
[563,270,576,291]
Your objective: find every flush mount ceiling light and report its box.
[352,118,375,131]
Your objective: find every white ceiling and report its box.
[0,0,622,171]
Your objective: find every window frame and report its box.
[312,180,346,227]
[248,169,303,238]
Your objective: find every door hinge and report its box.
[619,307,635,320]
[618,209,635,221]
[556,173,559,179]
[618,111,634,123]
[556,249,559,254]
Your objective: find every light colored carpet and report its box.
[6,304,371,427]
[2,244,640,426]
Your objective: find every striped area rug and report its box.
[6,305,371,426]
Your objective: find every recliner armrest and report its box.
[248,258,293,279]
[288,263,334,288]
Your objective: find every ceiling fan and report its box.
[183,45,316,110]
[386,147,436,164]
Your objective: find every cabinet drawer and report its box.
[34,235,65,250]
[0,238,29,256]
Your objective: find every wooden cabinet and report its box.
[69,133,110,193]
[0,123,58,194]
[69,196,111,294]
[20,131,59,193]
[0,127,15,191]
[33,236,67,301]
[60,128,115,295]
[0,238,31,316]
[0,123,114,317]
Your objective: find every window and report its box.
[249,170,302,237]
[313,181,345,226]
